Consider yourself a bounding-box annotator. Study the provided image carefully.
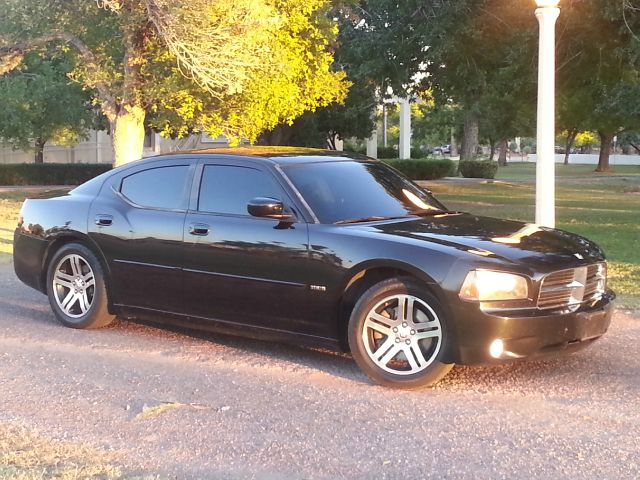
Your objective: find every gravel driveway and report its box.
[0,263,638,479]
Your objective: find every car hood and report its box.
[351,213,605,269]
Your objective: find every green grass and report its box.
[426,174,640,308]
[494,162,640,181]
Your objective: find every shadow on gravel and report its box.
[120,317,367,385]
[114,316,635,394]
[0,298,55,325]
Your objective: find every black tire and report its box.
[348,277,454,389]
[46,243,114,329]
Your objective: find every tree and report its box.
[0,0,348,166]
[555,0,640,171]
[333,1,539,160]
[0,53,93,162]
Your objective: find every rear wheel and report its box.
[348,278,454,389]
[46,243,114,329]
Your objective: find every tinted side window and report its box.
[198,165,283,215]
[121,166,189,210]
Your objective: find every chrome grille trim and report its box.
[537,263,607,310]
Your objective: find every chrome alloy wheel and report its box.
[362,294,443,376]
[52,254,96,318]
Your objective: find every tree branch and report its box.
[0,33,117,121]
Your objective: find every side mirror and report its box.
[247,197,293,221]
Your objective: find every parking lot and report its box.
[0,263,638,479]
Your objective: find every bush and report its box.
[458,160,499,179]
[0,163,112,186]
[385,158,457,180]
[377,146,399,159]
[344,145,367,155]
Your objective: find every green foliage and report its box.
[458,160,498,179]
[385,159,456,181]
[377,146,398,159]
[1,0,348,164]
[0,53,93,158]
[147,0,349,144]
[0,164,111,185]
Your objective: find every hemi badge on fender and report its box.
[310,285,327,292]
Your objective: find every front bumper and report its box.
[447,291,615,365]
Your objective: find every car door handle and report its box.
[95,215,113,226]
[188,223,210,236]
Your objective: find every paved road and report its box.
[0,264,638,479]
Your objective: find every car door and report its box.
[182,160,314,334]
[88,160,195,312]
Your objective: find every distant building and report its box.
[0,130,230,164]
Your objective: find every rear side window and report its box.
[121,166,189,210]
[198,165,283,215]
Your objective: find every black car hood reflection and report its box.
[349,213,605,267]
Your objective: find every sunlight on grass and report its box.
[0,423,121,480]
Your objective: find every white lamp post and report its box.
[535,0,560,228]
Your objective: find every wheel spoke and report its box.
[378,343,401,366]
[70,256,82,276]
[84,274,95,289]
[54,273,74,289]
[404,296,415,323]
[60,290,77,312]
[407,344,428,371]
[373,337,396,361]
[415,321,440,340]
[78,291,89,313]
[365,319,391,336]
[368,312,395,328]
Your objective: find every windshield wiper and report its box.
[335,216,410,225]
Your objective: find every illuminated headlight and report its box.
[459,270,529,302]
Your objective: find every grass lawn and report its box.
[426,164,640,308]
[494,161,640,181]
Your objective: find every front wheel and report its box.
[46,243,115,329]
[348,278,454,389]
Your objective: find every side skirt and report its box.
[115,305,343,352]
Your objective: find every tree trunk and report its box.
[258,124,294,146]
[111,104,146,167]
[34,137,46,164]
[596,131,614,172]
[450,128,458,157]
[498,139,509,166]
[460,112,479,161]
[489,139,496,161]
[564,129,578,165]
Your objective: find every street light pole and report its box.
[535,0,560,228]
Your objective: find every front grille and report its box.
[537,263,607,310]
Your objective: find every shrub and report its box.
[0,163,112,186]
[458,160,499,179]
[377,146,399,159]
[344,144,367,155]
[385,158,457,180]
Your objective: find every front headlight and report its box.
[459,270,529,302]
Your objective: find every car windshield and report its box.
[282,161,449,224]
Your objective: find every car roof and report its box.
[153,146,372,165]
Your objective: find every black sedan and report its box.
[14,148,615,389]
